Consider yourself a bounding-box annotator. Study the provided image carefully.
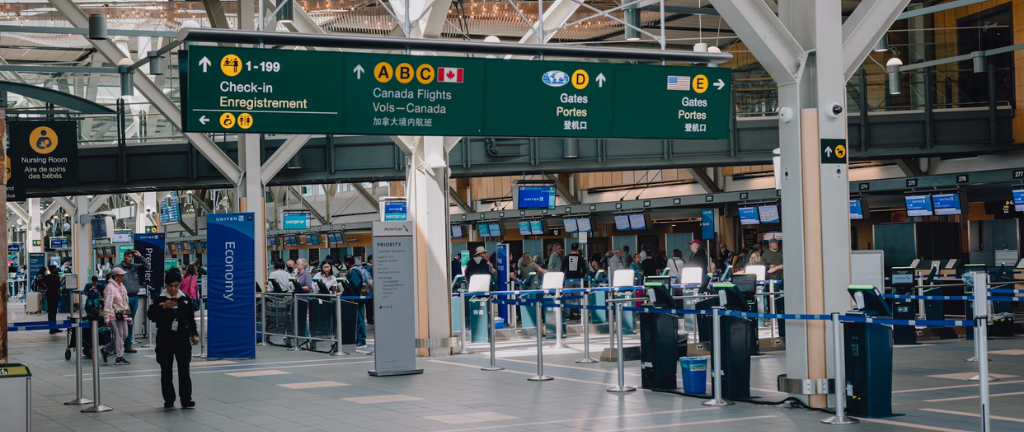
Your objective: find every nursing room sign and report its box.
[8,120,78,187]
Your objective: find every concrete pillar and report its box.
[237,134,267,293]
[407,137,452,357]
[73,196,92,280]
[27,198,41,253]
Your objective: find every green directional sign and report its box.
[180,46,731,140]
[342,53,484,136]
[182,46,343,133]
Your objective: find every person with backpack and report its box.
[363,255,374,326]
[343,255,369,347]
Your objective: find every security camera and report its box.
[779,107,794,124]
[827,103,844,118]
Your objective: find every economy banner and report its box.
[207,213,256,359]
[134,233,164,291]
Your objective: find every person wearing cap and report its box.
[685,240,709,278]
[101,267,133,365]
[762,239,784,281]
[465,246,494,279]
[117,249,148,353]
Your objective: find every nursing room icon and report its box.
[29,126,58,155]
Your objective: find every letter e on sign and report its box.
[693,74,709,94]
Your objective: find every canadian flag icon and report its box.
[438,67,464,83]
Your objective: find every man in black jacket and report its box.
[561,243,585,283]
[148,270,199,409]
[464,246,494,279]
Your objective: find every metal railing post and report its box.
[259,290,267,346]
[481,296,504,371]
[331,294,348,356]
[576,290,597,363]
[822,313,857,424]
[975,272,992,432]
[140,294,151,348]
[527,300,553,381]
[609,299,616,352]
[288,291,299,351]
[607,302,635,393]
[81,320,112,413]
[65,293,91,406]
[703,306,733,406]
[554,286,564,349]
[768,281,777,338]
[455,291,474,354]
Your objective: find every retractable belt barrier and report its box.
[7,320,91,332]
[882,293,1024,302]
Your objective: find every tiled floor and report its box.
[6,308,1024,432]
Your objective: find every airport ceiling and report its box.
[0,0,878,65]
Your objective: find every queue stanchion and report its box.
[331,294,349,356]
[527,300,553,381]
[455,291,474,355]
[606,301,635,393]
[768,281,777,338]
[259,289,267,346]
[822,313,857,424]
[481,296,504,371]
[197,284,207,358]
[554,287,564,349]
[65,292,92,406]
[702,306,733,406]
[81,320,112,413]
[140,294,151,348]
[575,291,597,363]
[288,291,299,351]
[608,300,616,352]
[974,273,992,432]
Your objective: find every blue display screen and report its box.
[283,212,311,229]
[478,223,490,237]
[739,207,760,225]
[1013,190,1024,212]
[576,218,592,233]
[628,213,647,230]
[489,223,502,236]
[518,221,532,236]
[614,215,631,231]
[529,220,544,235]
[932,193,961,215]
[451,225,464,239]
[850,199,864,219]
[758,205,780,223]
[563,218,578,233]
[905,195,933,217]
[518,185,556,209]
[384,201,407,221]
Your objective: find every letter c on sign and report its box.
[416,64,434,84]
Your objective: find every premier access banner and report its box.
[133,233,165,290]
[207,213,256,359]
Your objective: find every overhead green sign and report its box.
[181,46,731,139]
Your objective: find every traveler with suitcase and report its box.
[148,270,199,409]
[101,267,133,365]
[43,265,62,333]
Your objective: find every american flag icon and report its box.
[667,76,690,91]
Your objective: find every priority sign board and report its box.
[180,46,731,139]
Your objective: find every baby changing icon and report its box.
[29,126,58,155]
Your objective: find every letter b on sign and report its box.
[397,63,414,84]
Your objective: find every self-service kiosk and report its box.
[845,285,894,418]
[889,267,917,345]
[694,283,752,400]
[638,278,686,391]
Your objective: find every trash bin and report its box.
[469,297,489,343]
[0,363,31,432]
[679,356,708,395]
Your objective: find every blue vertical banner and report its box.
[207,213,256,359]
[133,233,165,292]
[496,243,509,322]
[28,253,45,280]
[701,209,715,240]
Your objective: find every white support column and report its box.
[237,134,267,293]
[73,196,92,279]
[407,136,451,357]
[27,198,41,253]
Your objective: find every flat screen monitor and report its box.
[905,195,933,217]
[267,237,276,247]
[732,274,758,293]
[478,223,491,237]
[614,215,631,231]
[529,220,545,235]
[628,213,647,230]
[739,207,760,225]
[111,231,133,243]
[334,232,346,245]
[758,205,780,223]
[451,225,464,239]
[283,212,311,230]
[518,221,532,236]
[891,267,915,287]
[563,218,578,234]
[1014,190,1024,212]
[850,199,864,220]
[309,235,320,246]
[517,185,556,210]
[576,217,592,233]
[932,193,961,215]
[488,223,502,237]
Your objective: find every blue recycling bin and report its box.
[679,356,708,395]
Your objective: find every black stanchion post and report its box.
[481,296,504,371]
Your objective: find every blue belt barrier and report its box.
[989,288,1024,294]
[882,293,1024,302]
[338,296,373,300]
[8,320,91,332]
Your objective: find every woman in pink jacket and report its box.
[102,267,134,365]
[180,265,199,299]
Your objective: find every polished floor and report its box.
[6,308,1024,432]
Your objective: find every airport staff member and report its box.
[762,239,784,281]
[148,270,199,409]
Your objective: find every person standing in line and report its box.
[666,249,686,280]
[268,261,292,292]
[363,255,374,326]
[343,255,369,347]
[286,259,298,277]
[451,254,463,282]
[118,250,148,354]
[622,246,633,268]
[547,243,564,272]
[686,240,709,277]
[101,267,133,365]
[181,265,199,299]
[148,270,199,409]
[761,239,784,281]
[561,243,585,283]
[294,259,314,344]
[317,262,339,293]
[43,265,62,334]
[519,253,546,281]
[465,246,494,279]
[607,248,625,276]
